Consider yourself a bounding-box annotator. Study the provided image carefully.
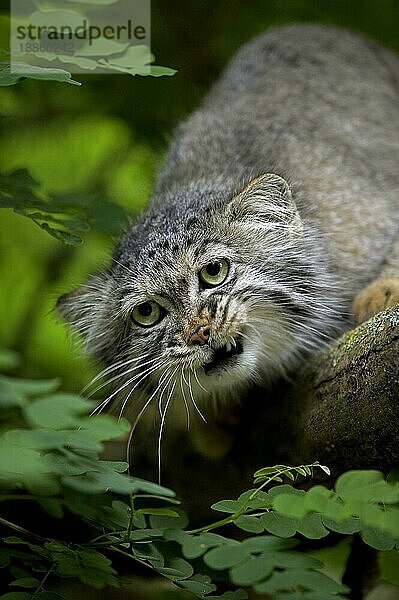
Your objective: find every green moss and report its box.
[319,304,399,370]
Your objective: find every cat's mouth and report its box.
[203,338,244,375]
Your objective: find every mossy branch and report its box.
[299,304,399,473]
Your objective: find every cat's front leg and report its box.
[353,236,399,323]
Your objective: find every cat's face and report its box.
[59,174,340,413]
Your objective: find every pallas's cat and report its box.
[59,25,399,428]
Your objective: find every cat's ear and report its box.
[225,173,302,235]
[57,273,112,356]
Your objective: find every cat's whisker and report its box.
[111,258,135,276]
[90,396,114,417]
[82,352,152,395]
[193,368,208,394]
[157,364,179,417]
[159,365,179,418]
[102,359,165,411]
[237,330,252,343]
[86,355,159,399]
[125,423,135,474]
[187,369,207,423]
[90,359,159,416]
[229,335,237,348]
[157,374,177,485]
[125,366,173,472]
[118,359,169,421]
[180,368,190,430]
[119,361,167,419]
[126,366,174,465]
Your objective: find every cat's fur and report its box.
[59,24,399,419]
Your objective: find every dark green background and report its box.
[1,0,399,391]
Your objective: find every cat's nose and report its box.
[188,324,211,346]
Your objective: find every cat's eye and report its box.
[199,259,229,288]
[131,301,164,327]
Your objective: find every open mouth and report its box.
[203,338,244,375]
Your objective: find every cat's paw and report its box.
[353,276,399,323]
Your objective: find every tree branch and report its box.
[298,304,399,473]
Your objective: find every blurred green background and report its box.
[1,0,399,393]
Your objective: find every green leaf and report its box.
[263,551,323,569]
[106,45,153,68]
[0,550,11,568]
[360,526,397,551]
[0,376,59,398]
[0,348,20,371]
[295,467,307,476]
[297,513,329,539]
[208,591,248,600]
[10,567,34,580]
[135,507,179,517]
[33,593,67,599]
[177,574,217,595]
[0,594,33,600]
[50,547,118,589]
[255,568,349,595]
[0,62,81,86]
[336,470,399,504]
[234,515,264,533]
[157,557,194,581]
[149,508,188,530]
[37,497,64,519]
[130,528,163,541]
[183,534,226,559]
[0,439,58,493]
[260,512,298,538]
[380,550,399,586]
[268,485,306,500]
[76,40,129,58]
[237,489,272,510]
[37,223,83,245]
[132,543,164,568]
[164,531,225,559]
[322,516,360,534]
[211,499,240,513]
[254,465,290,478]
[204,543,251,570]
[99,499,130,529]
[241,536,298,552]
[5,429,67,451]
[275,594,341,600]
[0,169,128,243]
[129,478,175,498]
[78,415,130,441]
[62,469,142,495]
[0,376,58,412]
[84,198,128,235]
[230,554,274,585]
[9,577,41,588]
[3,537,45,555]
[23,393,91,429]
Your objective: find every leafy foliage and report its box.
[0,169,128,244]
[0,374,398,599]
[0,61,81,86]
[12,43,177,79]
[3,6,176,88]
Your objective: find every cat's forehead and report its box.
[139,232,228,282]
[119,205,220,264]
[114,215,231,300]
